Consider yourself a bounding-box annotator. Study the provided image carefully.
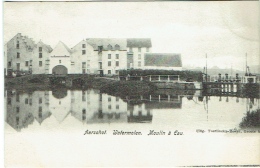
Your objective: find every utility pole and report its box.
[206,54,208,83]
[245,53,248,75]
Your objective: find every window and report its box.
[39,98,42,104]
[39,111,42,118]
[8,98,11,105]
[146,47,149,52]
[108,61,111,66]
[82,62,86,68]
[108,97,111,102]
[108,105,112,110]
[8,61,11,68]
[116,105,119,109]
[39,47,42,52]
[108,54,111,59]
[16,41,19,49]
[116,61,119,67]
[99,62,102,69]
[16,63,20,71]
[39,61,42,67]
[39,107,42,112]
[98,46,103,53]
[17,52,20,58]
[115,70,119,74]
[82,91,86,102]
[25,98,28,104]
[59,60,61,64]
[16,117,19,124]
[108,70,111,74]
[25,61,29,67]
[16,107,20,113]
[129,47,133,52]
[138,61,141,67]
[116,54,119,59]
[82,50,86,55]
[115,44,120,50]
[39,53,42,58]
[16,93,19,102]
[138,54,141,59]
[107,44,112,50]
[116,97,119,101]
[82,44,86,48]
[138,47,141,52]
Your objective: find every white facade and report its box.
[49,41,72,74]
[6,35,183,76]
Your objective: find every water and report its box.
[5,88,260,132]
[4,88,260,167]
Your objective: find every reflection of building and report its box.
[6,89,186,129]
[86,93,128,124]
[127,103,152,123]
[49,89,71,123]
[6,90,51,131]
[5,34,183,76]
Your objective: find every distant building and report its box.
[143,53,182,70]
[5,34,182,76]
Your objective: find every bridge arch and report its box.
[52,65,68,75]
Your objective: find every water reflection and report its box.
[5,88,260,131]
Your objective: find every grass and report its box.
[240,109,260,128]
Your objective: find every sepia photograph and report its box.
[3,1,260,167]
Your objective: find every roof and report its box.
[86,38,127,50]
[127,38,152,48]
[37,40,53,53]
[144,53,182,67]
[50,41,72,56]
[59,41,72,53]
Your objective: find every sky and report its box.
[3,1,260,71]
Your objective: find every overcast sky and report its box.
[3,1,260,71]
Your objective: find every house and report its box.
[5,33,53,76]
[5,34,183,76]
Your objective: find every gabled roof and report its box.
[127,38,152,48]
[50,41,71,56]
[86,38,127,50]
[144,53,182,67]
[37,40,53,53]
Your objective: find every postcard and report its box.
[3,1,260,167]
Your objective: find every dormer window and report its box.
[107,44,113,50]
[115,44,120,50]
[98,46,103,53]
[39,47,42,52]
[82,44,86,48]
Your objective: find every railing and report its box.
[119,75,180,82]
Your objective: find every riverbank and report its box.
[5,75,158,95]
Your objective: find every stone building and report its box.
[5,33,52,76]
[5,34,182,76]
